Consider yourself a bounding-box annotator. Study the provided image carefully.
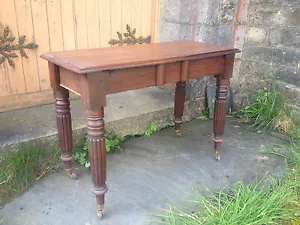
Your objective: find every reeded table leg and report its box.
[174,81,186,137]
[213,77,229,161]
[55,89,77,179]
[87,107,108,218]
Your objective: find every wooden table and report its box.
[41,40,239,218]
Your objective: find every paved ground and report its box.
[0,87,174,148]
[0,118,285,225]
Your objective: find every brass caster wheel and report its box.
[215,151,221,161]
[66,169,78,180]
[97,205,104,219]
[97,209,104,219]
[175,129,182,137]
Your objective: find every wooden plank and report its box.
[14,0,40,93]
[60,0,76,50]
[46,0,64,51]
[0,90,53,112]
[110,0,122,47]
[0,90,80,112]
[86,0,100,48]
[0,0,26,94]
[74,0,88,49]
[99,0,111,48]
[151,0,160,43]
[131,0,142,37]
[31,0,51,90]
[121,0,132,35]
[141,0,152,38]
[0,63,10,96]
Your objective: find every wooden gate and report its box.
[0,0,160,112]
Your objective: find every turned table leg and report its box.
[174,81,186,137]
[54,88,77,179]
[87,107,108,218]
[213,77,229,161]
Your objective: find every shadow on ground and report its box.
[0,118,285,225]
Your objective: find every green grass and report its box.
[0,142,60,205]
[238,77,297,135]
[154,79,300,225]
[154,146,300,225]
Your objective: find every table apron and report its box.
[59,56,225,96]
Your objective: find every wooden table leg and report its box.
[55,89,77,179]
[174,81,186,137]
[87,107,108,218]
[48,62,77,180]
[213,77,229,161]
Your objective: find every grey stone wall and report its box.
[236,0,300,108]
[159,0,300,110]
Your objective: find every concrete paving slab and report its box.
[0,87,174,147]
[0,118,285,225]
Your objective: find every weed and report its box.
[0,142,60,204]
[74,134,121,168]
[145,124,159,136]
[198,107,210,121]
[238,76,297,135]
[239,87,280,130]
[154,176,299,225]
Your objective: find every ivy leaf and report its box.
[19,36,26,45]
[132,28,136,35]
[85,162,90,168]
[79,155,86,165]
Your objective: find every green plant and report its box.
[145,124,159,136]
[0,142,60,204]
[154,177,299,225]
[239,81,280,130]
[74,134,121,168]
[154,112,300,225]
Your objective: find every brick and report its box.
[194,24,218,43]
[249,6,289,26]
[163,0,193,24]
[277,80,300,107]
[268,27,300,49]
[221,0,237,23]
[276,67,300,86]
[159,22,193,42]
[243,44,300,68]
[247,27,267,43]
[196,0,221,24]
[250,0,300,7]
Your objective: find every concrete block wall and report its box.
[159,0,300,110]
[235,0,300,108]
[159,0,237,108]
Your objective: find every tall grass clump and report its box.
[239,76,297,135]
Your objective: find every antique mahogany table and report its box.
[41,40,239,218]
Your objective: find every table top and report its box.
[41,40,239,74]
